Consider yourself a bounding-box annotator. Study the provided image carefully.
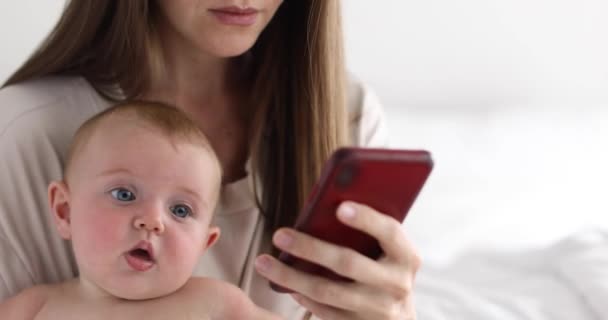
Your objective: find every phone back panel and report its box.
[275,148,433,290]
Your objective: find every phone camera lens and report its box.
[336,165,355,188]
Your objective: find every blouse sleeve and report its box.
[0,78,101,301]
[347,76,390,148]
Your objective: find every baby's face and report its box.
[61,122,220,300]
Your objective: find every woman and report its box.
[0,1,420,319]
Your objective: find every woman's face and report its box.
[155,0,283,58]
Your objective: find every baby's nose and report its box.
[133,214,165,234]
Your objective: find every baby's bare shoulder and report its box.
[181,277,246,304]
[182,278,283,320]
[0,284,54,319]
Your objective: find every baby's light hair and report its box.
[64,101,222,195]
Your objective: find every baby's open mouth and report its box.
[129,248,153,261]
[125,241,156,271]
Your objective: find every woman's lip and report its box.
[209,7,259,26]
[210,6,258,14]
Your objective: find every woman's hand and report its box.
[254,201,420,320]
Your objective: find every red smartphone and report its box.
[270,147,433,293]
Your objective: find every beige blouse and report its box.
[0,76,389,319]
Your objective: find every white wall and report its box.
[0,1,65,84]
[342,0,608,109]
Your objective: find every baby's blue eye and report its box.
[110,188,136,202]
[170,204,192,219]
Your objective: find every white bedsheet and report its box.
[415,230,608,320]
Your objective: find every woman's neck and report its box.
[145,14,244,109]
[146,51,236,109]
[143,34,251,183]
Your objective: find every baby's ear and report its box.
[48,181,72,239]
[202,226,221,254]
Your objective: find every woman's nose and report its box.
[133,212,165,234]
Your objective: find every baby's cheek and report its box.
[73,208,127,255]
[164,231,202,272]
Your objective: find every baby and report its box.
[0,101,281,320]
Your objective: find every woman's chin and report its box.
[205,37,258,58]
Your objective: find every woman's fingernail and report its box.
[274,231,293,248]
[255,256,272,273]
[338,203,356,220]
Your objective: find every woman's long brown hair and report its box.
[3,0,348,234]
